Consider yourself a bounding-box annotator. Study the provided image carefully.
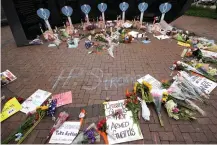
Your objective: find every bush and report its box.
[185,5,217,19]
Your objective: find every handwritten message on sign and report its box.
[49,121,80,144]
[0,98,22,122]
[104,100,143,144]
[137,74,161,89]
[52,91,72,107]
[20,89,51,114]
[187,72,217,94]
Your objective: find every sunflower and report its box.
[142,81,152,91]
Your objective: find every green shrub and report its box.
[185,5,217,19]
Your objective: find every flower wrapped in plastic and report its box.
[134,81,153,103]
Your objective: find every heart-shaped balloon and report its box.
[98,3,107,13]
[81,4,91,14]
[159,2,172,14]
[138,2,148,12]
[119,2,129,12]
[37,8,50,20]
[61,6,73,17]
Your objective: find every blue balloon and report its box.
[81,4,91,14]
[138,2,148,12]
[61,6,73,17]
[98,3,107,13]
[37,8,50,20]
[159,2,172,14]
[119,2,129,12]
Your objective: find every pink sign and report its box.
[52,91,72,107]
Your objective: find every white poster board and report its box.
[20,89,51,114]
[49,121,80,144]
[104,100,143,144]
[137,74,161,89]
[201,50,217,59]
[182,71,217,94]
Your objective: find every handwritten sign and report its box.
[0,98,22,122]
[20,89,51,114]
[137,74,161,89]
[49,121,81,144]
[104,100,143,144]
[183,71,217,94]
[52,91,72,107]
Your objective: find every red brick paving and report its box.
[1,16,217,144]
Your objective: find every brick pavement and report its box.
[1,16,217,144]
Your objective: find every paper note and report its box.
[1,70,17,86]
[52,91,72,107]
[49,121,81,144]
[20,89,51,114]
[0,98,22,122]
[104,100,143,144]
[137,74,162,89]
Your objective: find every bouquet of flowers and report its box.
[2,102,51,144]
[161,80,173,89]
[125,90,141,124]
[150,89,165,126]
[163,94,196,120]
[172,61,216,82]
[168,71,207,116]
[44,111,69,143]
[134,81,153,103]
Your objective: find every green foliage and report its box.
[185,5,217,19]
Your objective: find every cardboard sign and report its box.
[49,121,81,144]
[137,74,161,89]
[0,97,22,122]
[1,70,17,86]
[104,100,143,144]
[20,89,51,114]
[52,91,72,107]
[183,71,217,94]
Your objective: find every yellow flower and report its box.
[134,82,138,93]
[41,106,49,110]
[163,91,168,96]
[162,97,167,103]
[142,81,152,91]
[195,63,202,68]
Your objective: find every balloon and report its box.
[37,8,50,20]
[81,4,91,14]
[119,2,129,12]
[98,3,107,13]
[61,6,73,17]
[138,2,148,12]
[159,2,172,14]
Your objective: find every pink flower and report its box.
[172,107,179,113]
